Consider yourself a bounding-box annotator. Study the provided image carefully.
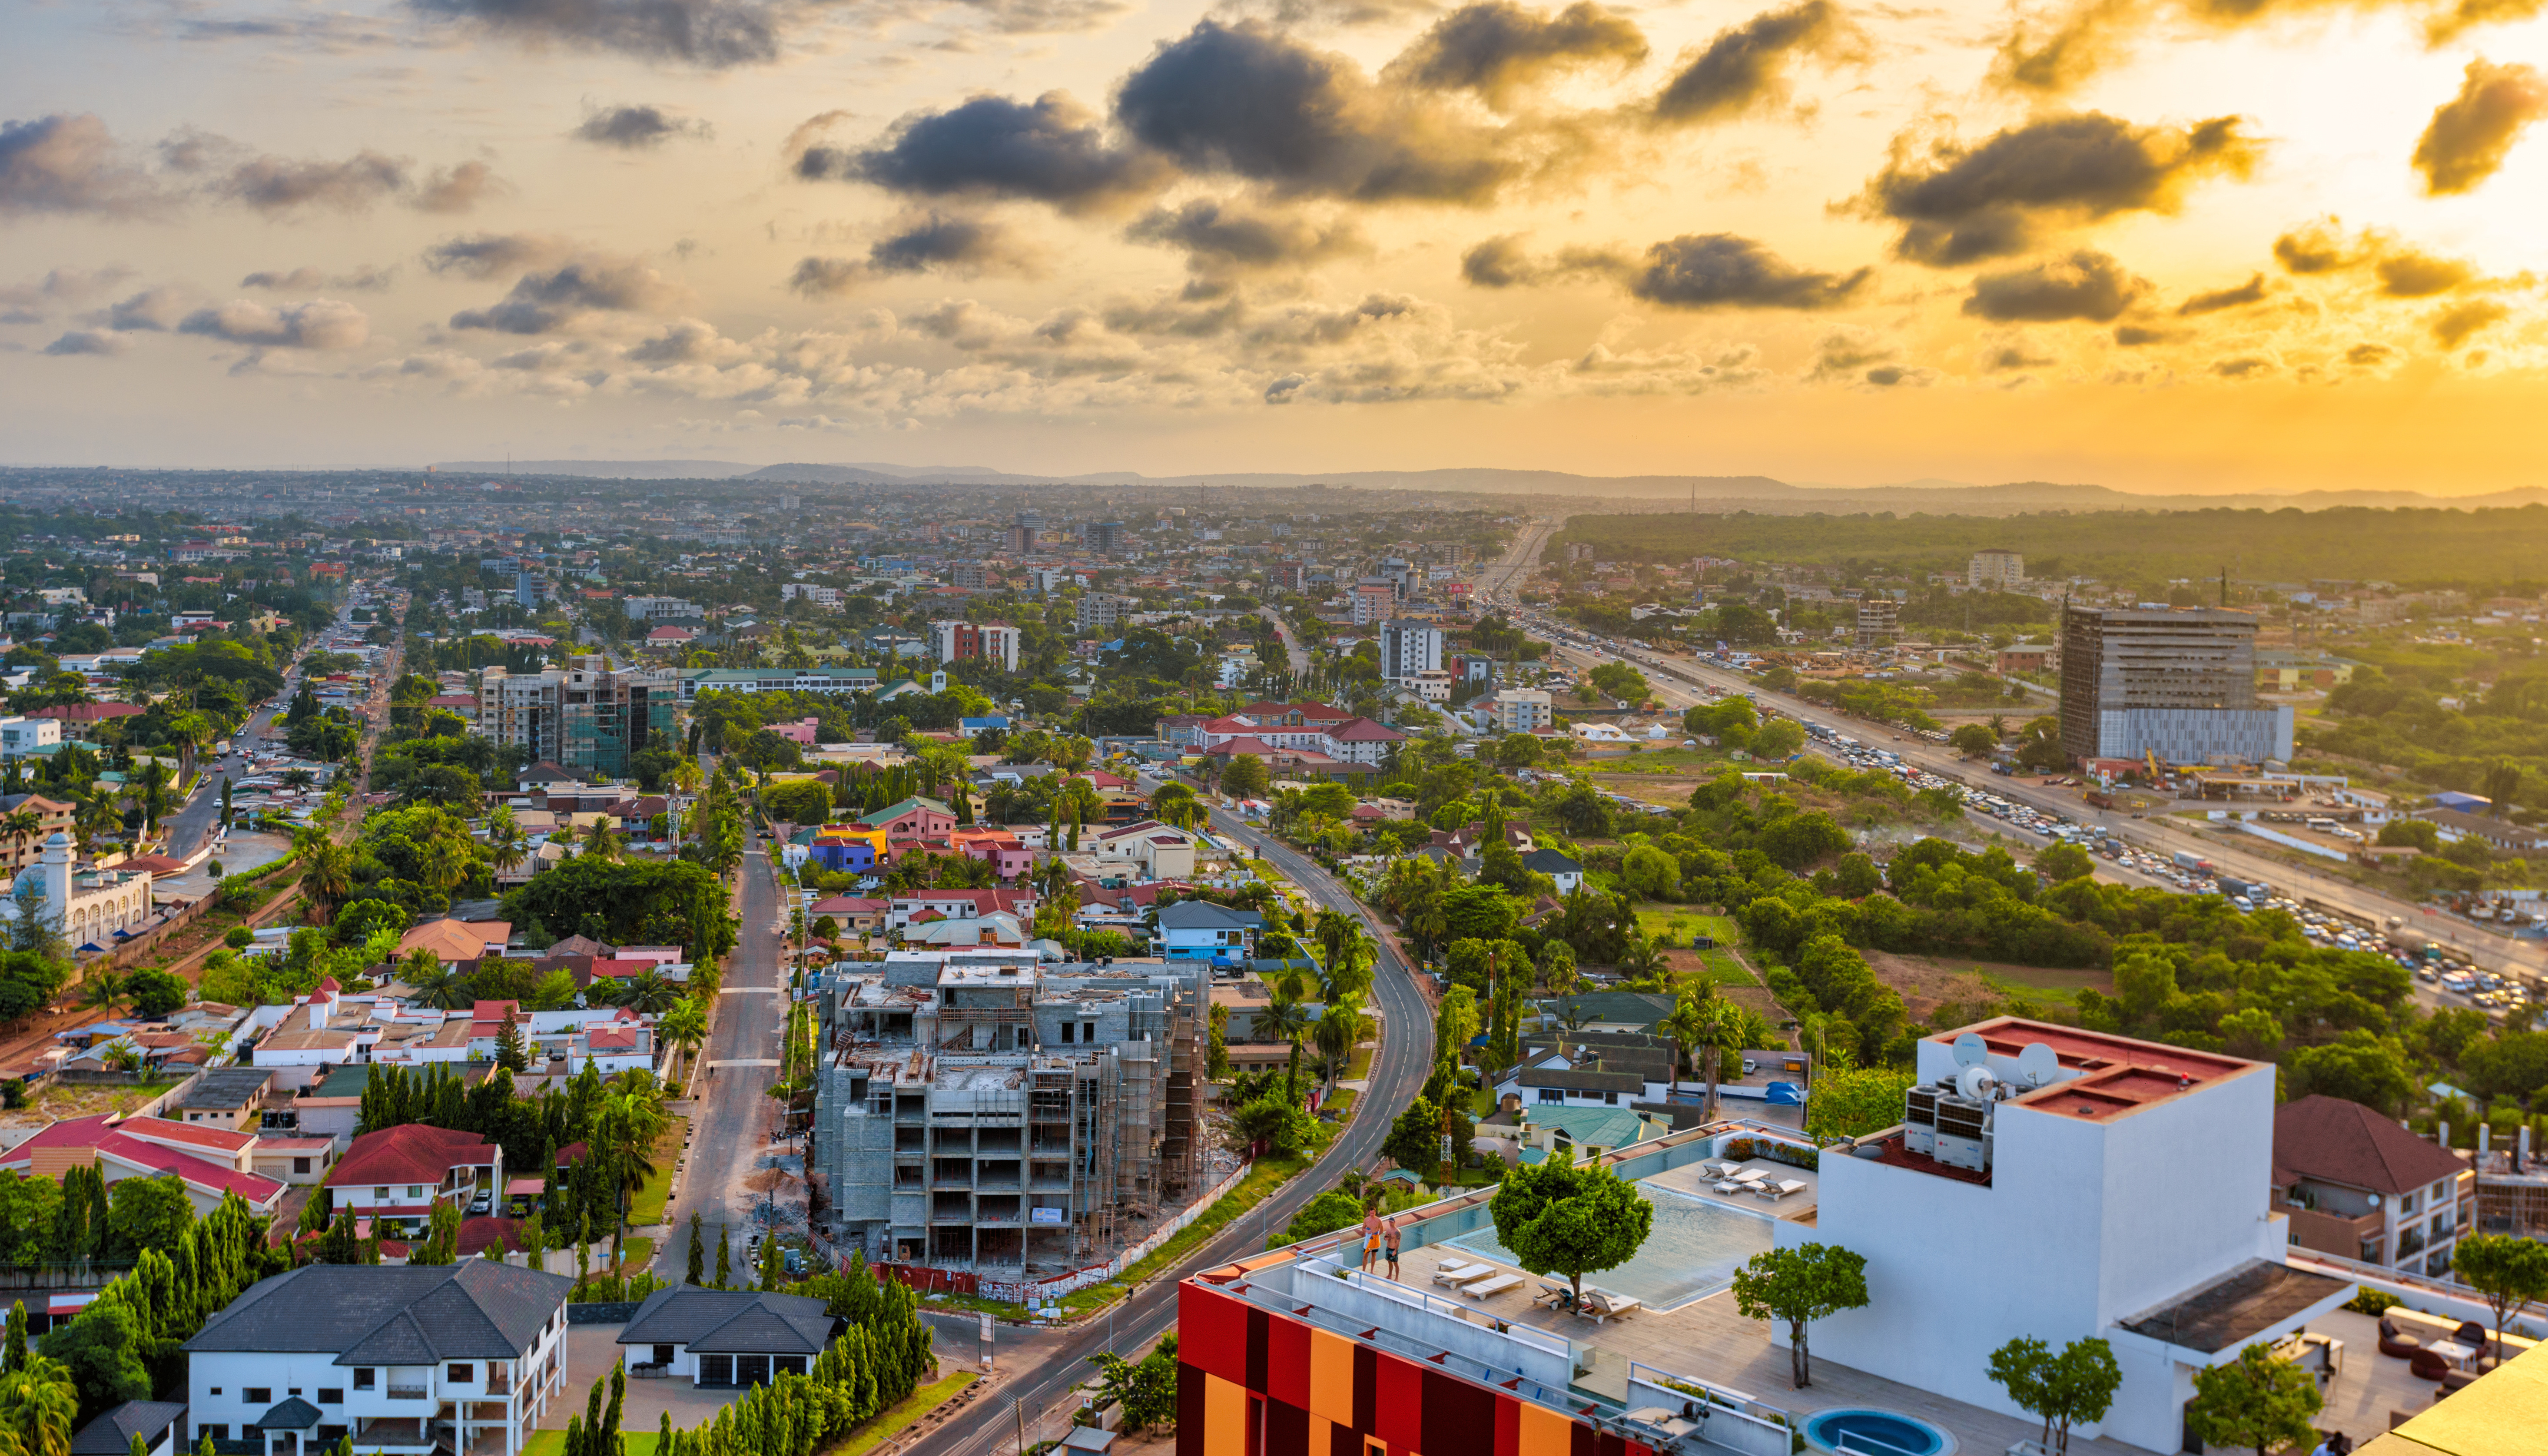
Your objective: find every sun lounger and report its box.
[1755,1178,1808,1201]
[1579,1290,1643,1324]
[1732,1167,1769,1184]
[1432,1263,1495,1287]
[1464,1274,1525,1301]
[1530,1281,1575,1310]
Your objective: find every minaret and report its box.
[31,832,72,938]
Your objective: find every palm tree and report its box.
[0,1353,81,1456]
[660,998,708,1084]
[1616,934,1669,988]
[484,806,528,876]
[0,810,40,867]
[608,969,683,1013]
[1312,994,1370,1089]
[405,955,473,1010]
[298,835,352,919]
[1260,996,1311,1102]
[133,760,171,834]
[77,971,129,1018]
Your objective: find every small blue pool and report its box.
[1801,1408,1956,1456]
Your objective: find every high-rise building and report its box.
[1089,521,1122,555]
[1267,559,1306,593]
[1854,598,1900,648]
[1076,593,1134,630]
[1351,581,1395,626]
[476,660,685,776]
[1005,510,1042,557]
[2057,605,2294,766]
[1378,621,1443,683]
[1969,549,2025,589]
[930,620,1021,672]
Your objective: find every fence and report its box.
[973,1158,1256,1305]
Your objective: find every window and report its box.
[210,1390,222,1397]
[1083,1021,1096,1042]
[1602,1091,1619,1106]
[373,1186,388,1201]
[2401,1191,2420,1215]
[354,1370,375,1390]
[294,1158,312,1175]
[448,1364,473,1384]
[1537,1089,1562,1103]
[407,1185,424,1199]
[318,1389,343,1406]
[244,1389,271,1405]
[1058,1023,1073,1044]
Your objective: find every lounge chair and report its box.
[1432,1263,1495,1288]
[1531,1281,1575,1310]
[1732,1167,1770,1184]
[1755,1178,1808,1201]
[1579,1290,1642,1325]
[2379,1320,2425,1360]
[1465,1274,1525,1301]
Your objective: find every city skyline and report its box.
[3,0,2543,490]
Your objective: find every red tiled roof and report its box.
[586,1028,640,1051]
[810,896,887,914]
[586,958,655,979]
[25,703,144,723]
[1325,717,1406,742]
[123,854,188,875]
[118,1114,255,1154]
[0,1114,117,1166]
[93,1131,284,1205]
[328,1124,498,1188]
[2273,1094,2467,1194]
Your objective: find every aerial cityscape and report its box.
[7,0,2548,1447]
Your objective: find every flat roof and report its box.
[1939,1017,2257,1123]
[2117,1258,2353,1354]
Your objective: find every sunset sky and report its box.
[3,0,2543,490]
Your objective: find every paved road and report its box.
[902,804,1434,1456]
[652,842,787,1280]
[1257,607,1310,677]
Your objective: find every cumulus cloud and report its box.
[2176,272,2267,315]
[1457,234,1629,286]
[802,93,1170,216]
[2267,219,2485,298]
[415,160,501,212]
[1988,0,2137,95]
[574,104,714,149]
[211,149,408,212]
[0,265,137,321]
[792,213,1048,294]
[0,114,167,218]
[1388,2,1648,110]
[177,298,371,348]
[2412,60,2547,195]
[2210,355,2273,378]
[1127,199,1367,285]
[100,286,190,332]
[1961,249,2151,322]
[1114,20,1535,205]
[407,0,783,68]
[242,265,396,292]
[41,330,126,356]
[2374,248,2473,297]
[2271,217,2360,274]
[421,232,580,279]
[1651,0,1858,126]
[1861,112,2259,265]
[449,254,688,332]
[1806,326,1894,379]
[2432,298,2508,346]
[1628,234,1870,309]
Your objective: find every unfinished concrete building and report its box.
[810,950,1207,1274]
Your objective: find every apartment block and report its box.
[1076,593,1135,630]
[475,660,684,777]
[930,619,1021,672]
[1853,598,1900,648]
[622,595,700,623]
[1494,688,1552,733]
[1350,581,1395,626]
[2058,605,2295,766]
[1969,549,2025,589]
[812,950,1207,1274]
[1378,621,1443,683]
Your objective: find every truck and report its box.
[2216,876,2268,901]
[2173,851,2212,873]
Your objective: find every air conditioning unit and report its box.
[1904,1085,1942,1156]
[1934,1094,1993,1173]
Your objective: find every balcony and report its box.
[387,1386,429,1401]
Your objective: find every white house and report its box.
[0,716,62,758]
[1520,848,1582,894]
[1092,821,1197,881]
[1792,1018,2354,1456]
[181,1260,573,1456]
[324,1124,504,1236]
[615,1287,836,1386]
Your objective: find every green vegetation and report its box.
[1986,1337,2122,1456]
[2185,1343,2322,1456]
[1731,1243,1871,1390]
[829,1371,982,1456]
[1487,1149,1654,1309]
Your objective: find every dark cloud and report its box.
[0,265,137,318]
[0,114,165,218]
[2211,355,2273,378]
[102,287,189,332]
[1961,249,2151,322]
[1127,199,1367,281]
[414,160,500,212]
[421,233,580,279]
[1861,111,2259,265]
[2345,342,2393,365]
[574,104,714,149]
[2374,249,2472,297]
[2271,217,2357,274]
[449,255,686,332]
[2113,323,2176,345]
[1389,2,1648,110]
[805,93,1170,215]
[2412,60,2547,196]
[1864,364,1934,386]
[788,257,864,297]
[41,330,125,356]
[1115,20,1520,204]
[1807,328,1894,379]
[407,0,783,68]
[1457,234,1630,286]
[1984,342,2055,370]
[2176,272,2266,315]
[1988,0,2136,95]
[869,212,1042,275]
[177,298,371,349]
[1628,234,1871,309]
[212,149,408,213]
[242,265,396,292]
[1652,0,1857,126]
[2432,298,2508,346]
[2425,0,2545,42]
[1099,294,1244,337]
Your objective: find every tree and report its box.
[123,969,186,1018]
[1987,1336,2122,1456]
[1948,723,1998,756]
[1620,845,1681,901]
[715,1226,731,1289]
[104,1174,191,1257]
[1260,997,1311,1101]
[1730,1242,1870,1388]
[1488,1150,1654,1309]
[492,1017,530,1074]
[38,1300,150,1411]
[1752,719,1805,759]
[0,1350,80,1456]
[1221,754,1270,800]
[2452,1234,2548,1354]
[1383,1097,1443,1180]
[1280,1191,1368,1246]
[2033,842,2096,884]
[2185,1343,2321,1456]
[2287,1030,2415,1114]
[687,1213,706,1286]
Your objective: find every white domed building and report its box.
[3,832,156,950]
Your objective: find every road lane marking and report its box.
[706,1059,781,1068]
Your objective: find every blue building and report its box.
[1152,900,1263,964]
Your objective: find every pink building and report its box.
[770,717,820,746]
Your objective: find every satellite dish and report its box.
[2368,1193,2382,1209]
[2017,1042,2060,1088]
[1952,1033,1990,1069]
[1958,1065,1999,1102]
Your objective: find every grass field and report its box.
[1863,949,2113,1017]
[834,1372,982,1456]
[1322,1088,1357,1115]
[627,1117,688,1226]
[1633,907,1758,985]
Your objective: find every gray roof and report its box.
[1153,900,1264,932]
[72,1402,187,1456]
[252,1399,322,1432]
[181,1067,275,1110]
[183,1260,572,1364]
[1516,1067,1646,1093]
[1520,848,1582,873]
[617,1286,836,1356]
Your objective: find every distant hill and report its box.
[434,459,755,479]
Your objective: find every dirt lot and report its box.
[1861,949,2113,1022]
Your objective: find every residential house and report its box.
[0,1113,286,1216]
[175,1067,279,1132]
[1092,821,1197,881]
[886,888,1037,930]
[1519,848,1583,894]
[808,896,889,936]
[397,919,512,966]
[2274,1093,2474,1279]
[614,1287,838,1387]
[1152,900,1262,963]
[71,1403,187,1456]
[859,797,956,860]
[180,1260,572,1456]
[324,1124,504,1237]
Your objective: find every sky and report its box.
[2,0,2544,492]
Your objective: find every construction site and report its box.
[809,949,1210,1274]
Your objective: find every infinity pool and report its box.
[1447,1183,1774,1310]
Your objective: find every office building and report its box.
[1969,549,2025,589]
[1853,598,1899,648]
[2058,606,2294,766]
[623,595,700,624]
[513,574,551,611]
[1089,521,1123,555]
[1267,559,1306,592]
[1006,510,1042,557]
[1493,688,1552,733]
[1077,593,1135,630]
[812,950,1208,1273]
[1350,581,1395,626]
[475,660,684,777]
[930,620,1021,673]
[1378,621,1443,683]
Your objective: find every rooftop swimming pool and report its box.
[1447,1182,1773,1310]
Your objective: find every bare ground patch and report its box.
[1861,949,2112,1022]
